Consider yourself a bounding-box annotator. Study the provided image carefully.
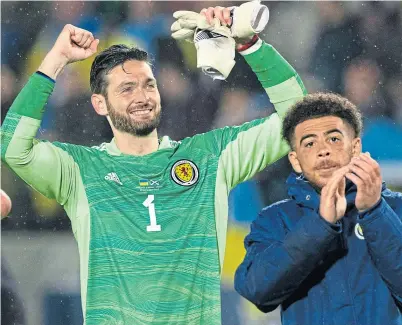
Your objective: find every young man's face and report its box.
[288,116,361,189]
[105,60,162,136]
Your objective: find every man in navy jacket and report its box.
[235,93,402,325]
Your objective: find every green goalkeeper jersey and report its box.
[1,41,306,325]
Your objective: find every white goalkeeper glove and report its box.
[231,0,269,39]
[193,24,235,80]
[171,13,235,80]
[171,0,269,41]
[171,11,210,41]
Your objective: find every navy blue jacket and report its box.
[235,173,402,325]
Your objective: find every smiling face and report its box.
[288,116,362,189]
[103,60,162,136]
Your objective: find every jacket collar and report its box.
[286,172,386,212]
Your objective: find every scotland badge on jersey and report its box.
[171,160,199,186]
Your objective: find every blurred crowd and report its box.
[2,1,402,230]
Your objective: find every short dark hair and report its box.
[90,44,151,97]
[282,92,363,148]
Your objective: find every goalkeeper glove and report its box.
[171,0,269,41]
[172,13,235,80]
[231,0,269,39]
[171,11,210,41]
[194,24,235,80]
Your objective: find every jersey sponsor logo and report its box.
[354,223,364,240]
[171,160,199,186]
[105,172,123,186]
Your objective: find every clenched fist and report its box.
[38,24,99,79]
[51,24,99,64]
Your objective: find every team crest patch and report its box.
[171,160,199,186]
[354,223,365,240]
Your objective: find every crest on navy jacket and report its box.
[354,223,365,240]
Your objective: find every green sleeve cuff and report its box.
[243,42,297,88]
[10,72,55,120]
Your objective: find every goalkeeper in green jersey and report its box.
[1,2,306,324]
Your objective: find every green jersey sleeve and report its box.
[181,41,307,266]
[243,39,306,119]
[1,73,81,232]
[189,41,306,190]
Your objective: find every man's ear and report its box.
[91,94,108,116]
[352,137,362,157]
[288,150,302,174]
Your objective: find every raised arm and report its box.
[1,25,98,231]
[191,39,306,189]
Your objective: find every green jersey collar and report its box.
[105,136,174,156]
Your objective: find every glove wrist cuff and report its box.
[237,35,259,53]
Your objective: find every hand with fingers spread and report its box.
[346,152,382,212]
[319,166,349,224]
[38,24,99,80]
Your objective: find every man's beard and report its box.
[106,98,161,136]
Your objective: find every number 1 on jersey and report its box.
[143,195,161,232]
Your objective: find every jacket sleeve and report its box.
[234,205,342,312]
[358,192,402,304]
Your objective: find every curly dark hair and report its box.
[90,44,151,97]
[282,92,363,149]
